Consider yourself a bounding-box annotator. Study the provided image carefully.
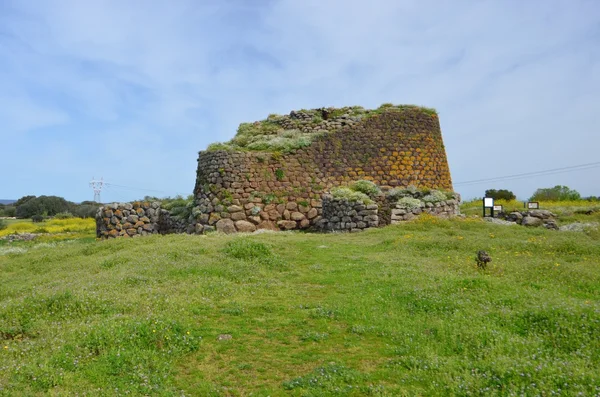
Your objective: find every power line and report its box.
[454,161,600,187]
[89,177,105,202]
[104,183,170,194]
[103,182,188,198]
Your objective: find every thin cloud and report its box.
[0,0,598,201]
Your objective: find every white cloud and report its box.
[0,0,598,201]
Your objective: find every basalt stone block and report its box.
[216,218,236,234]
[291,212,305,221]
[126,215,139,223]
[230,211,247,221]
[208,213,221,225]
[257,220,278,230]
[235,220,256,232]
[277,220,297,230]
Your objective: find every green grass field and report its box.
[1,212,599,395]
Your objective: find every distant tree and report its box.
[582,196,600,202]
[16,196,72,218]
[484,189,516,201]
[529,185,581,202]
[14,195,36,207]
[70,203,100,218]
[1,206,16,217]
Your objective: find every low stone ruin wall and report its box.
[391,199,460,223]
[157,209,194,235]
[317,196,379,232]
[501,209,558,230]
[97,190,461,238]
[96,202,161,238]
[195,197,324,234]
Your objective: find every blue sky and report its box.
[1,0,599,203]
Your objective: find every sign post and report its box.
[527,202,539,210]
[483,197,495,218]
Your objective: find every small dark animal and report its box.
[476,250,492,270]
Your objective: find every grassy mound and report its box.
[1,214,598,395]
[207,104,437,153]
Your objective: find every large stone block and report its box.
[216,218,236,233]
[235,220,256,233]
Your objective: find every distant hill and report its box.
[0,199,16,205]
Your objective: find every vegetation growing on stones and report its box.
[160,195,195,221]
[206,104,438,153]
[397,196,422,209]
[422,190,448,203]
[330,187,372,204]
[350,180,380,196]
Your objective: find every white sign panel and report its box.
[493,205,503,212]
[484,197,494,208]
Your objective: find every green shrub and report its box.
[206,142,235,151]
[530,185,581,202]
[387,185,419,200]
[162,195,194,221]
[485,189,516,201]
[31,214,44,223]
[0,219,6,231]
[422,190,447,203]
[350,180,380,196]
[330,187,372,204]
[397,196,422,209]
[54,212,73,219]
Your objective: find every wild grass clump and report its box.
[422,190,448,203]
[350,180,380,196]
[223,239,273,260]
[330,179,379,204]
[222,238,285,269]
[205,104,438,153]
[387,185,419,200]
[161,195,194,220]
[330,187,372,204]
[397,196,422,209]
[209,128,321,153]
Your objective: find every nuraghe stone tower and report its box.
[192,104,453,233]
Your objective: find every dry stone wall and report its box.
[193,106,453,232]
[96,202,161,238]
[318,196,379,232]
[390,198,460,223]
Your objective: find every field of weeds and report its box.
[0,213,598,395]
